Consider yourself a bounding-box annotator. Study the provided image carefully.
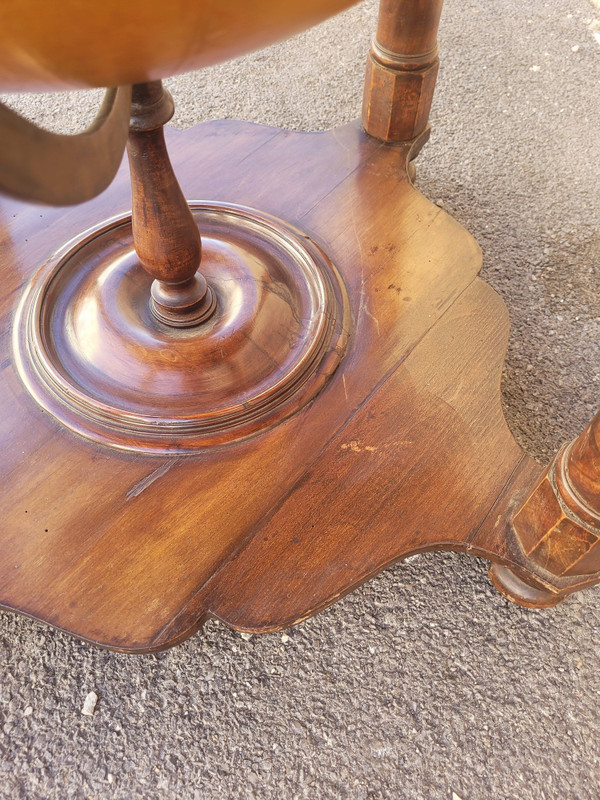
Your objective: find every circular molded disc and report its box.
[14,203,350,453]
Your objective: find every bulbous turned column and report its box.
[362,0,444,143]
[127,81,216,327]
[491,410,600,607]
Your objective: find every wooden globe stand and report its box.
[13,80,350,453]
[1,0,600,651]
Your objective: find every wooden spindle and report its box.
[127,81,216,327]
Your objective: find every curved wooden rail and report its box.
[0,86,131,205]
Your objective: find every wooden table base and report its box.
[0,119,596,652]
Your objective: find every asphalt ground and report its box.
[1,1,599,798]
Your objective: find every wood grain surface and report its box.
[0,119,560,651]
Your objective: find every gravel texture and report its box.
[1,1,599,798]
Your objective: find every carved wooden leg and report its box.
[362,0,444,146]
[491,411,600,607]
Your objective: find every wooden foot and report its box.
[489,564,566,609]
[362,0,444,144]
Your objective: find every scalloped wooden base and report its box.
[0,120,591,652]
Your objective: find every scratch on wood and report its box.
[364,305,380,336]
[358,279,367,324]
[341,440,377,453]
[356,276,380,336]
[126,459,181,501]
[342,374,349,402]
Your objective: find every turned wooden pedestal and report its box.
[1,0,599,652]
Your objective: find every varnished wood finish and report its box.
[362,0,444,142]
[0,0,356,91]
[0,118,553,650]
[0,86,131,205]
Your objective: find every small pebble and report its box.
[572,44,580,52]
[240,632,252,641]
[281,634,290,644]
[23,706,33,717]
[82,691,98,716]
